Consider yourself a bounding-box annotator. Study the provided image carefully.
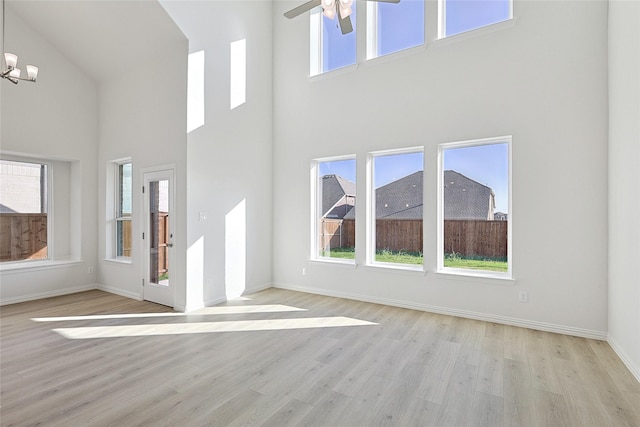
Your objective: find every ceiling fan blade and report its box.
[284,0,322,19]
[338,9,354,34]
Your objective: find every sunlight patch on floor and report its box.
[52,316,378,339]
[31,304,307,323]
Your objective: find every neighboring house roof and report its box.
[494,212,508,221]
[444,170,495,220]
[374,171,424,220]
[340,170,495,221]
[321,174,356,219]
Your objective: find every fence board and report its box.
[0,213,48,261]
[444,220,507,258]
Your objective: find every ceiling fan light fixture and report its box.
[339,5,352,17]
[9,67,20,79]
[323,7,336,19]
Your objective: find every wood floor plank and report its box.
[1,288,639,427]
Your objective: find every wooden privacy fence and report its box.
[0,213,48,261]
[320,218,507,258]
[444,220,507,258]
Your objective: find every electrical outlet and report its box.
[302,267,307,276]
[519,291,528,303]
[199,212,207,221]
[88,266,95,274]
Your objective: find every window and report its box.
[368,148,424,268]
[367,0,424,59]
[0,159,49,262]
[440,0,512,38]
[116,162,132,258]
[310,3,357,76]
[313,157,356,261]
[439,137,511,277]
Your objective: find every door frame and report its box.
[141,164,176,308]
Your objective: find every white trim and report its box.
[365,1,378,60]
[0,283,98,306]
[311,155,357,262]
[309,7,322,76]
[607,336,640,383]
[435,17,518,45]
[437,136,512,279]
[0,259,83,273]
[367,147,424,268]
[273,283,608,341]
[98,284,142,301]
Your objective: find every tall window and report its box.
[313,156,356,261]
[0,160,49,262]
[440,0,512,38]
[116,162,132,258]
[439,137,511,276]
[368,148,424,268]
[367,0,424,59]
[310,3,357,75]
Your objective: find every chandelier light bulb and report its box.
[26,65,38,81]
[4,52,17,69]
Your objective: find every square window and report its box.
[441,0,512,38]
[369,149,424,267]
[439,138,511,276]
[367,0,425,59]
[313,157,356,261]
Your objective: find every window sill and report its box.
[365,262,426,275]
[310,258,357,268]
[309,63,358,82]
[105,257,133,265]
[435,269,515,286]
[363,43,427,68]
[0,259,84,274]
[433,17,518,48]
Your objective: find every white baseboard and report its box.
[273,283,608,341]
[203,283,273,307]
[608,335,640,383]
[97,285,142,301]
[0,283,99,306]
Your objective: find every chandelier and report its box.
[1,0,38,84]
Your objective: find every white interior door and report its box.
[143,169,175,307]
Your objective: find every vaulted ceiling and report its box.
[6,0,186,82]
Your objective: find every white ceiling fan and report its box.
[284,0,401,35]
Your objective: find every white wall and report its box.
[97,10,188,308]
[608,0,640,381]
[0,9,99,303]
[272,0,609,337]
[160,1,274,308]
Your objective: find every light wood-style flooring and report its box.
[1,289,639,426]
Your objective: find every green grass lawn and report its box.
[444,254,508,272]
[322,248,507,272]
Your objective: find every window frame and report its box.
[366,147,425,271]
[309,5,358,76]
[311,155,357,264]
[111,159,132,261]
[366,0,426,61]
[437,136,512,279]
[0,156,53,264]
[438,0,513,39]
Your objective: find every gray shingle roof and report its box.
[375,171,424,219]
[444,170,495,220]
[321,174,356,219]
